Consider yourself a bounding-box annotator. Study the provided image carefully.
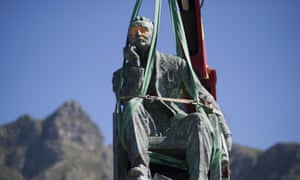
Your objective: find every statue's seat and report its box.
[148,136,188,179]
[113,112,190,179]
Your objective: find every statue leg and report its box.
[125,104,155,179]
[171,112,213,180]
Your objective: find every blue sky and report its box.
[0,0,299,150]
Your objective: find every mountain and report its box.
[230,143,300,180]
[1,101,299,180]
[0,101,113,180]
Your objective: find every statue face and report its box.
[128,21,153,50]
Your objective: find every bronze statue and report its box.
[113,16,232,180]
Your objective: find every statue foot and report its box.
[127,164,151,180]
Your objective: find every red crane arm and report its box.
[177,0,217,100]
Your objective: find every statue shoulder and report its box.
[159,52,182,61]
[113,68,122,77]
[158,52,186,67]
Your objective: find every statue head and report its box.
[128,16,154,51]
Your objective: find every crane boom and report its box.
[177,0,217,100]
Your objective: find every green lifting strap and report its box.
[168,0,198,101]
[168,0,222,170]
[117,0,162,151]
[149,151,188,171]
[116,0,143,100]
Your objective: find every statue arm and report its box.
[219,115,232,152]
[178,57,217,109]
[112,64,145,103]
[178,57,232,151]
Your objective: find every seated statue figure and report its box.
[112,16,232,180]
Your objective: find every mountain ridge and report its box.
[0,100,113,180]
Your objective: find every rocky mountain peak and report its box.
[0,101,113,180]
[42,100,104,149]
[231,142,300,180]
[16,114,36,124]
[249,142,300,180]
[0,115,42,147]
[60,100,85,114]
[51,100,87,120]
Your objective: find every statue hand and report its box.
[124,45,140,67]
[222,160,231,178]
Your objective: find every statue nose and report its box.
[137,29,142,36]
